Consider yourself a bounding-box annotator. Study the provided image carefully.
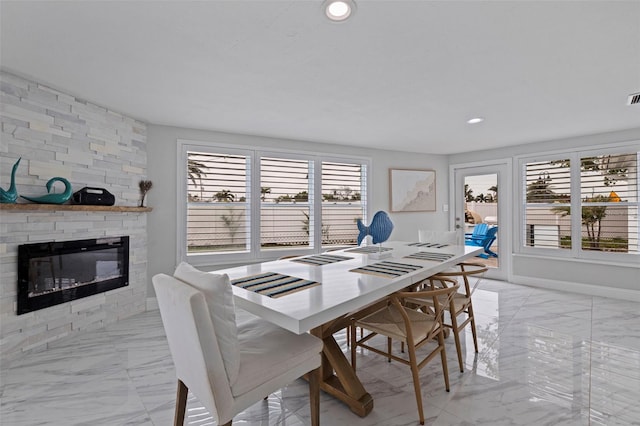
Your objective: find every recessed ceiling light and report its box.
[323,0,356,22]
[467,117,484,124]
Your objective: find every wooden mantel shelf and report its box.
[0,204,152,212]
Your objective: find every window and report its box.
[520,146,639,260]
[178,141,369,265]
[260,156,312,250]
[523,158,571,249]
[321,161,365,247]
[579,153,638,253]
[186,150,251,255]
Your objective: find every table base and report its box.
[310,300,390,417]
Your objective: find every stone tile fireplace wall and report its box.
[0,71,148,363]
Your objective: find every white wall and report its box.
[146,124,449,295]
[0,72,149,362]
[449,128,640,297]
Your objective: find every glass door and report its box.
[451,161,511,280]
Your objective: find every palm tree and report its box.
[526,172,566,202]
[188,159,207,200]
[214,190,235,202]
[464,184,474,202]
[488,185,498,202]
[261,187,271,202]
[553,195,609,250]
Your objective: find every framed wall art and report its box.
[389,169,436,212]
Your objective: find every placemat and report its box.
[404,252,455,262]
[231,272,320,298]
[350,261,423,278]
[290,254,353,266]
[345,246,393,254]
[407,242,450,249]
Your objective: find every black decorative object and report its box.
[17,236,129,315]
[72,187,116,206]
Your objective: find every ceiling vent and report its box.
[628,92,640,105]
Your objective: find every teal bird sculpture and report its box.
[21,177,73,204]
[0,157,21,203]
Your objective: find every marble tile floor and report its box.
[2,279,640,426]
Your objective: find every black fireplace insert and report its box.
[17,236,129,315]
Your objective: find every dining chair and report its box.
[420,262,488,372]
[418,229,457,244]
[153,262,323,426]
[350,282,459,425]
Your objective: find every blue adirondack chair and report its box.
[471,226,498,259]
[465,223,489,245]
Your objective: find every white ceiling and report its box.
[1,0,639,155]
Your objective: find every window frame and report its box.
[517,142,640,264]
[177,139,371,267]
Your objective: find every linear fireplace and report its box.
[17,236,129,315]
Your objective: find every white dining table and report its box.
[219,241,483,416]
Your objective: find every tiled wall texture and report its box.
[0,71,148,363]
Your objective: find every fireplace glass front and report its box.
[17,236,129,315]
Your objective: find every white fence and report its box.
[187,203,363,249]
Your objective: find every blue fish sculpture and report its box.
[357,211,394,245]
[21,177,73,204]
[0,157,21,203]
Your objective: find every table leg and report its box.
[311,327,374,417]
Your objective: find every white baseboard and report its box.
[146,297,159,311]
[510,275,640,302]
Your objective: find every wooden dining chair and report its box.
[350,282,459,425]
[153,262,323,426]
[420,261,488,372]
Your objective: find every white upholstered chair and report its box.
[418,230,457,244]
[153,262,323,426]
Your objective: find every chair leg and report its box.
[437,330,451,392]
[309,367,321,426]
[462,275,479,353]
[387,337,392,362]
[468,305,479,353]
[406,341,425,425]
[174,380,188,426]
[449,311,464,372]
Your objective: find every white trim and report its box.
[177,138,373,164]
[512,253,640,268]
[511,274,640,302]
[176,142,186,265]
[449,159,512,281]
[448,157,513,169]
[513,139,640,162]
